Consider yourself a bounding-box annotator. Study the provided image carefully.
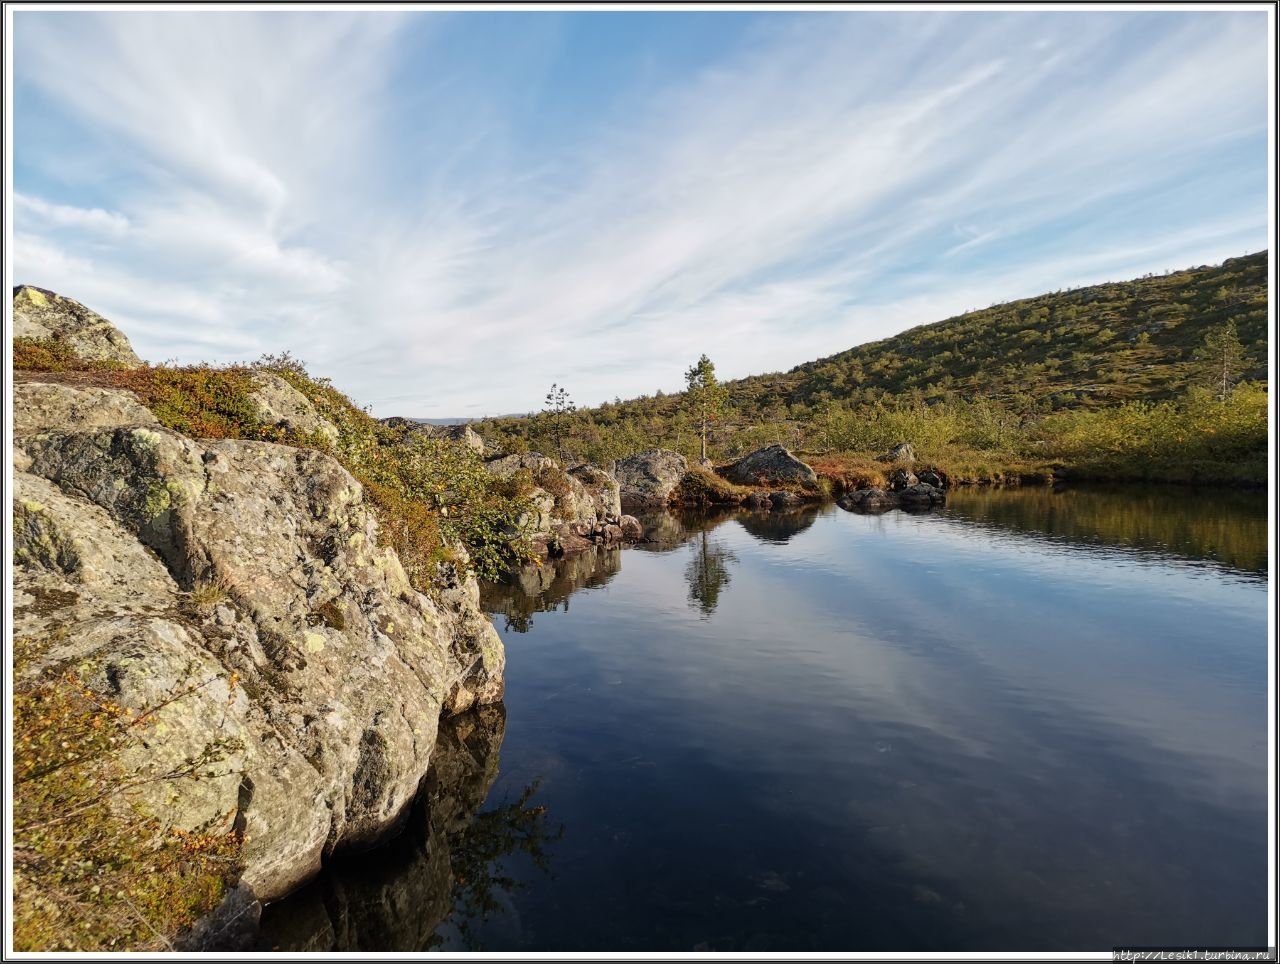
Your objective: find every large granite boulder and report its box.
[721,444,818,489]
[381,418,485,454]
[252,705,511,952]
[614,449,689,508]
[249,373,339,446]
[888,468,918,492]
[14,386,506,903]
[13,285,142,366]
[486,454,635,555]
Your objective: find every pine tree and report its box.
[1194,321,1245,401]
[684,355,727,463]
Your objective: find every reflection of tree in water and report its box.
[685,530,737,618]
[439,779,564,951]
[945,485,1269,577]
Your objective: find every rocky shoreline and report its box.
[11,286,951,951]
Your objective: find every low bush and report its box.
[12,636,244,951]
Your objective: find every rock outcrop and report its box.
[721,444,818,490]
[379,418,485,454]
[11,295,509,911]
[484,453,640,557]
[13,285,143,366]
[614,449,689,508]
[249,373,340,446]
[837,482,946,513]
[252,705,514,952]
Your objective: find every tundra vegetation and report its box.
[475,253,1268,486]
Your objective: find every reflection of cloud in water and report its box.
[465,491,1266,947]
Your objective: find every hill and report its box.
[474,252,1269,473]
[746,250,1268,412]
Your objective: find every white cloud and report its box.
[10,11,1269,416]
[14,192,129,237]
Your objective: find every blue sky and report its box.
[9,9,1272,417]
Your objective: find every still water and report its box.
[257,486,1270,952]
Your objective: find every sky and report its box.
[8,8,1273,418]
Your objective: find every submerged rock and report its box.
[837,482,946,513]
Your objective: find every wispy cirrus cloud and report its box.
[10,10,1269,416]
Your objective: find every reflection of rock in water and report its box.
[733,506,821,544]
[631,508,738,553]
[253,705,561,952]
[480,547,622,633]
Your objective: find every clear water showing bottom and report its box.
[256,486,1270,952]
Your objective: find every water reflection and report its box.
[481,547,622,633]
[944,485,1267,578]
[254,706,562,952]
[685,531,737,618]
[732,506,821,543]
[252,485,1267,951]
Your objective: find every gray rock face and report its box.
[614,449,689,508]
[381,419,485,454]
[486,454,630,555]
[13,382,158,440]
[249,373,339,446]
[13,385,505,903]
[251,706,509,952]
[431,424,484,453]
[916,469,946,488]
[568,464,622,521]
[13,285,142,366]
[722,445,818,489]
[876,442,916,463]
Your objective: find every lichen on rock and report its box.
[12,373,507,912]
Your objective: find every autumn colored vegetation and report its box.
[14,344,536,583]
[12,634,244,951]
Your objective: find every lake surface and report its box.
[256,485,1271,952]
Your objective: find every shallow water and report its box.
[257,485,1270,952]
